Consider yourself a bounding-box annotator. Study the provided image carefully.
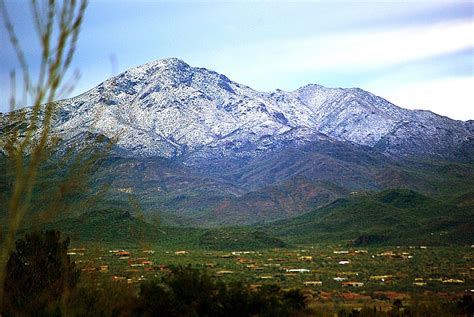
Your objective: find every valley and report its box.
[68,242,474,314]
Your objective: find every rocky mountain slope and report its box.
[52,58,473,163]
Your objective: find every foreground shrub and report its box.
[1,230,79,316]
[134,265,306,317]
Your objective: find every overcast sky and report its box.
[1,0,473,120]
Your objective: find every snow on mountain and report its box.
[52,58,472,162]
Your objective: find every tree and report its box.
[2,230,79,315]
[135,266,307,317]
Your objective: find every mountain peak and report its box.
[46,58,472,161]
[153,57,191,70]
[296,83,326,91]
[120,57,192,81]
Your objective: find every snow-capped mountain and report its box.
[52,58,473,163]
[3,58,473,226]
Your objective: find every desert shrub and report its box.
[1,230,79,316]
[135,266,306,317]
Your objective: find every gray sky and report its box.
[1,0,473,120]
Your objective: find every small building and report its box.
[338,260,350,265]
[370,275,393,281]
[112,250,131,257]
[111,275,126,282]
[442,279,464,284]
[99,265,109,272]
[342,281,364,287]
[298,256,313,262]
[304,281,322,286]
[286,268,310,273]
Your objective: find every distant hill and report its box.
[266,189,474,246]
[8,189,472,248]
[22,208,286,250]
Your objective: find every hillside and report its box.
[266,189,474,246]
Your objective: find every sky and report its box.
[1,0,473,120]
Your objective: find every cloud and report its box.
[230,18,474,75]
[368,76,474,121]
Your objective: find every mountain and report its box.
[52,58,472,163]
[1,58,473,226]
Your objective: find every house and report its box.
[341,281,364,287]
[304,281,322,286]
[99,265,108,272]
[81,267,96,273]
[111,275,126,282]
[442,279,464,283]
[112,250,131,257]
[369,275,393,282]
[237,258,254,264]
[286,268,310,273]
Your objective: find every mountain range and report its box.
[1,58,473,227]
[52,58,472,162]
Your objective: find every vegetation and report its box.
[0,0,90,304]
[267,189,474,245]
[199,229,287,250]
[2,229,473,316]
[1,230,79,316]
[0,0,113,308]
[133,266,306,317]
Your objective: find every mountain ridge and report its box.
[48,57,472,163]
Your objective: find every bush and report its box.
[135,266,306,317]
[1,230,79,315]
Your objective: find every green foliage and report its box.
[375,189,429,209]
[134,266,306,317]
[1,230,79,315]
